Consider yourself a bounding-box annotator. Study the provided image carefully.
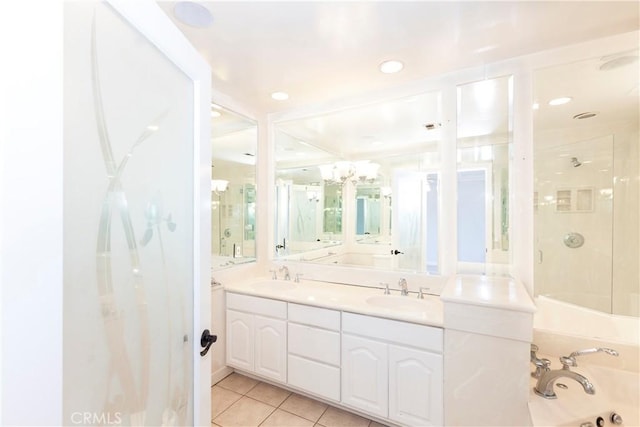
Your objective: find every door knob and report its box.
[200,329,217,357]
[391,249,404,255]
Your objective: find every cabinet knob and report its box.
[611,413,623,425]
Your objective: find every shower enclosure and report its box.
[534,134,638,316]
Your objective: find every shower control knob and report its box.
[610,413,623,425]
[563,232,585,249]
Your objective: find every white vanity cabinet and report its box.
[287,303,341,401]
[342,312,444,426]
[226,293,287,383]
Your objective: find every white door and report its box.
[226,310,255,371]
[389,345,443,426]
[62,2,211,426]
[254,315,287,382]
[341,335,388,418]
[392,170,428,271]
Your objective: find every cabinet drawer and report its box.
[226,292,287,319]
[288,323,340,366]
[288,303,340,331]
[342,312,442,353]
[288,354,340,401]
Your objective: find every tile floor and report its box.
[212,372,388,427]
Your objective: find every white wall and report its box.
[1,1,64,424]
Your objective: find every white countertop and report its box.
[223,277,444,327]
[440,274,536,313]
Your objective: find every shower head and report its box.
[571,157,582,168]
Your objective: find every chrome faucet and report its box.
[534,366,595,399]
[398,278,408,296]
[534,347,618,399]
[417,287,430,299]
[279,265,291,281]
[530,344,551,379]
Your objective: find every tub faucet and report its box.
[534,366,595,399]
[398,278,408,296]
[279,265,291,281]
[534,347,618,399]
[530,344,551,379]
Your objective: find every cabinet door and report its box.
[254,315,287,383]
[341,334,388,418]
[226,310,254,371]
[389,345,443,426]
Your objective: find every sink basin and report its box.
[249,280,296,292]
[366,295,430,312]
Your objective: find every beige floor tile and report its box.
[369,421,388,427]
[216,372,259,395]
[261,408,315,427]
[317,406,370,427]
[212,396,275,427]
[280,393,329,422]
[246,381,291,407]
[211,385,242,419]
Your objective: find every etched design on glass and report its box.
[89,12,188,426]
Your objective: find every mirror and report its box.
[274,91,443,273]
[533,49,639,316]
[456,75,513,275]
[211,104,257,269]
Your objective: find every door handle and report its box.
[391,249,404,255]
[200,329,217,357]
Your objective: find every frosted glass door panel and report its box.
[392,171,427,271]
[64,3,195,425]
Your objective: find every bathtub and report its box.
[534,295,640,372]
[316,252,394,269]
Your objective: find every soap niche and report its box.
[555,187,594,213]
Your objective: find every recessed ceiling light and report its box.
[599,55,638,71]
[532,103,540,110]
[211,110,221,118]
[548,97,572,106]
[173,2,213,28]
[271,91,289,101]
[379,60,404,74]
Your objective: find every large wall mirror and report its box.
[456,75,513,275]
[533,49,639,316]
[211,104,257,269]
[274,91,443,273]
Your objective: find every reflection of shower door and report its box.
[534,135,613,313]
[457,169,488,265]
[392,171,428,271]
[290,184,323,242]
[275,183,291,255]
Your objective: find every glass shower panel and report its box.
[534,135,614,313]
[63,3,194,425]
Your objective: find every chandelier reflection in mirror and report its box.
[211,179,229,194]
[319,161,380,186]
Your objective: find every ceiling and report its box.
[158,1,638,115]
